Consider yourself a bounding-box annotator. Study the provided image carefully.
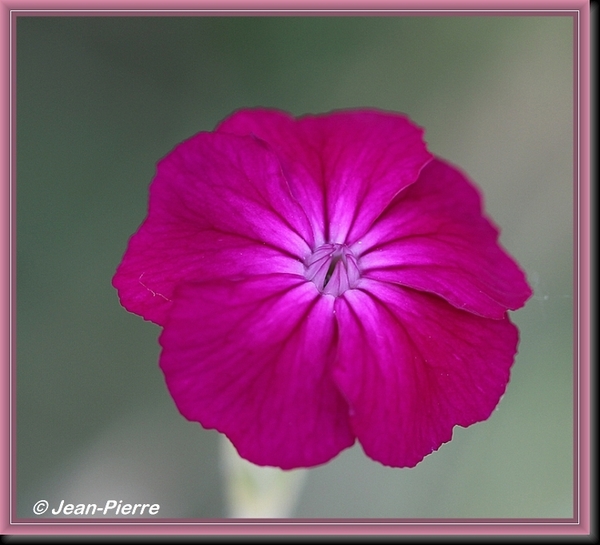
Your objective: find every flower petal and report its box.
[356,159,532,319]
[153,131,314,254]
[113,229,301,326]
[333,279,520,468]
[217,108,328,244]
[299,110,433,243]
[113,131,314,325]
[218,108,432,245]
[159,274,355,469]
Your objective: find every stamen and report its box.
[304,243,360,296]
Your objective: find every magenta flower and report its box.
[113,108,532,469]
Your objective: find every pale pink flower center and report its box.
[304,243,361,296]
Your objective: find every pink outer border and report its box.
[1,0,591,537]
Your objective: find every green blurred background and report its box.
[16,15,574,519]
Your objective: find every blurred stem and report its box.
[220,436,308,518]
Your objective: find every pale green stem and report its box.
[219,436,308,518]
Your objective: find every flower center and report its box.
[304,243,360,296]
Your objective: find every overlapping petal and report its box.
[216,109,324,238]
[218,108,432,245]
[355,159,532,319]
[113,131,312,326]
[333,279,519,468]
[159,274,355,469]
